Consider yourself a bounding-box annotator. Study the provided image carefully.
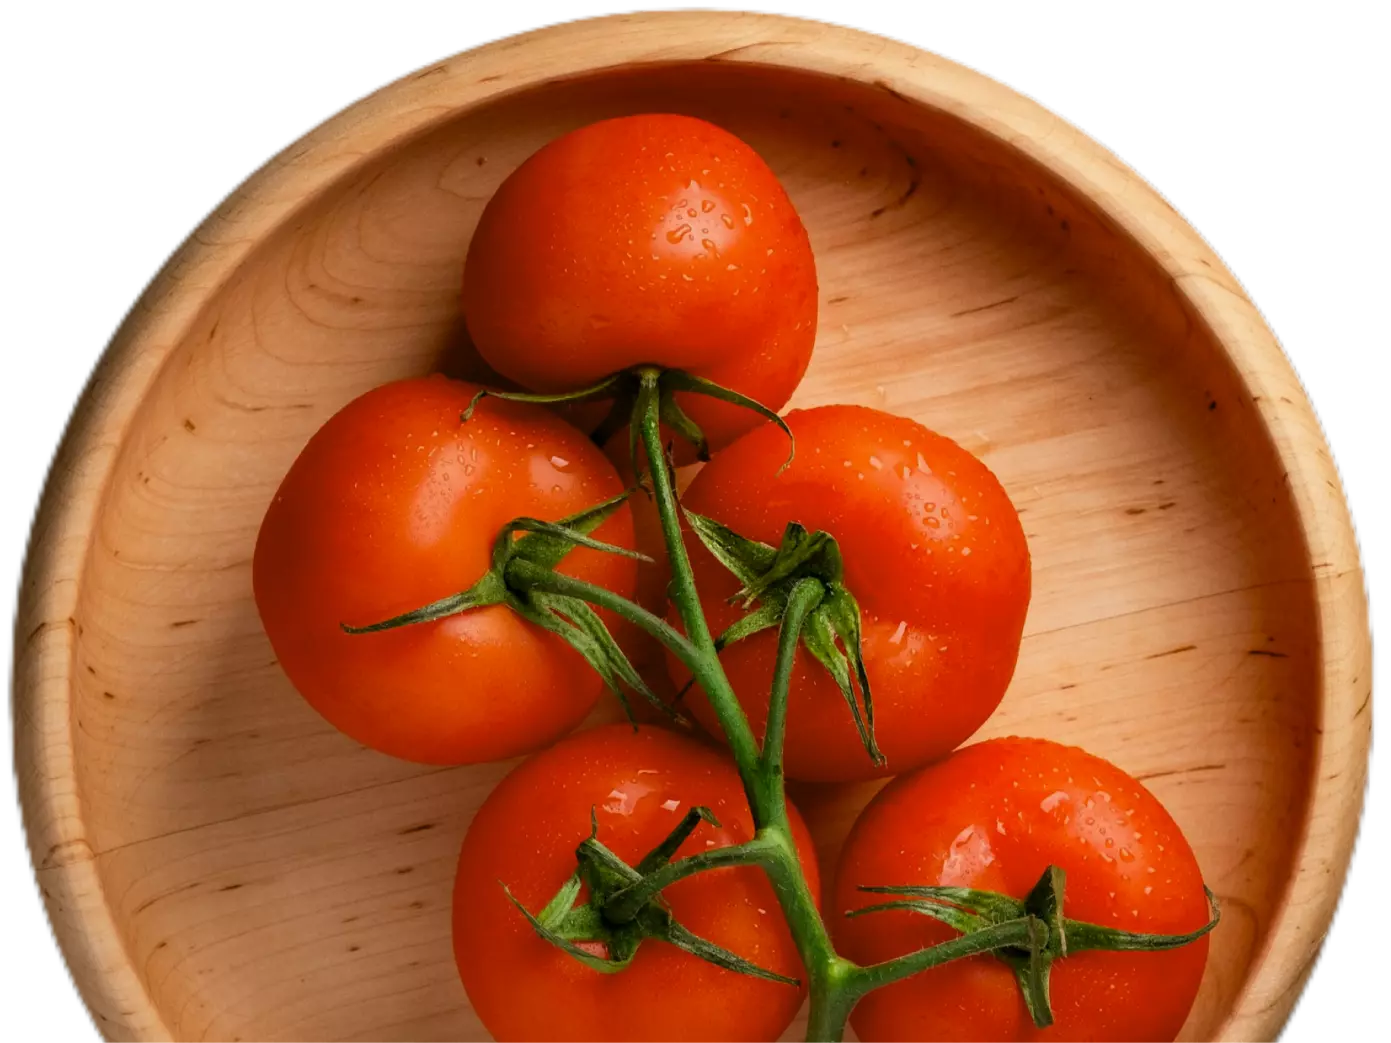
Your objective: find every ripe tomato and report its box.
[834,738,1211,1042]
[454,724,819,1042]
[462,113,818,450]
[253,375,636,765]
[667,405,1030,782]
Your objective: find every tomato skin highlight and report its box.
[668,405,1031,782]
[462,113,818,450]
[453,724,819,1042]
[834,738,1211,1042]
[252,375,636,765]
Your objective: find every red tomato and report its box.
[462,113,818,450]
[834,738,1211,1042]
[253,376,636,764]
[667,405,1030,782]
[454,724,820,1042]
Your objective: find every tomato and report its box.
[667,405,1030,782]
[462,113,818,450]
[833,738,1211,1042]
[253,375,636,765]
[454,724,819,1042]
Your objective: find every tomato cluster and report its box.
[253,114,1213,1043]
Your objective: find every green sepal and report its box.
[460,374,626,422]
[646,908,800,986]
[657,388,711,463]
[504,807,797,987]
[658,369,795,472]
[714,598,786,652]
[514,589,681,726]
[502,883,637,974]
[1064,887,1220,953]
[684,510,778,591]
[851,866,1220,1029]
[802,609,879,764]
[341,491,637,634]
[636,806,721,874]
[498,491,651,572]
[340,570,507,634]
[341,490,665,726]
[854,883,1027,925]
[683,511,883,767]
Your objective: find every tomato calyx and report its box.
[849,865,1221,1028]
[684,511,885,768]
[339,491,674,724]
[462,367,794,470]
[503,805,798,986]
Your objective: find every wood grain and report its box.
[13,12,1370,1042]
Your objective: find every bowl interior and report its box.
[66,62,1316,1041]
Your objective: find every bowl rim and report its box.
[12,10,1371,1041]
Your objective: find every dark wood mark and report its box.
[827,295,850,305]
[1125,507,1146,516]
[1247,649,1289,658]
[170,619,200,628]
[950,295,1019,318]
[183,418,196,432]
[870,174,921,218]
[1354,691,1371,719]
[1135,762,1226,783]
[217,883,243,892]
[1157,501,1177,510]
[1144,643,1197,660]
[397,823,435,835]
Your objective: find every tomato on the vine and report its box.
[462,113,818,450]
[253,375,636,765]
[834,738,1212,1041]
[667,404,1031,782]
[453,724,819,1042]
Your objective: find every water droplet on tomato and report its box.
[1119,847,1135,862]
[702,199,717,213]
[701,238,717,254]
[721,213,736,229]
[666,224,693,245]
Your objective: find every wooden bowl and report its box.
[14,12,1371,1042]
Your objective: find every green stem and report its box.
[760,579,824,811]
[850,917,1039,993]
[604,838,771,923]
[806,976,860,1043]
[632,369,853,1039]
[632,369,765,811]
[515,370,1090,1041]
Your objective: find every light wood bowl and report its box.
[14,12,1371,1042]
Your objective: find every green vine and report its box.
[347,364,1218,1041]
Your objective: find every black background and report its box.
[8,6,1379,1040]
